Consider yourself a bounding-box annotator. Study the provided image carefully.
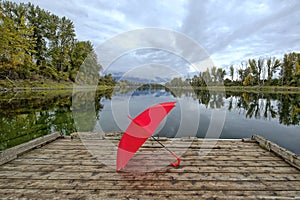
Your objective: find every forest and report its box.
[166,52,300,88]
[1,1,299,89]
[0,1,114,85]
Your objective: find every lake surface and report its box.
[1,87,299,155]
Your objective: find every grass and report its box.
[0,79,114,91]
[167,85,300,93]
[0,79,73,90]
[1,79,299,93]
[223,86,300,93]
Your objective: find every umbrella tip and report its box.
[128,115,134,120]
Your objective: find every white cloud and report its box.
[11,0,300,75]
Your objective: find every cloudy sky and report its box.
[12,0,300,80]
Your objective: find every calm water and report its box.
[1,88,299,155]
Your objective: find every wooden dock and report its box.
[0,132,300,199]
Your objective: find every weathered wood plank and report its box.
[50,139,259,147]
[10,158,291,167]
[73,138,247,144]
[1,134,300,199]
[0,170,299,181]
[253,134,300,171]
[0,132,61,165]
[19,152,282,161]
[43,144,267,151]
[0,164,298,174]
[0,179,300,191]
[27,148,275,157]
[1,189,299,200]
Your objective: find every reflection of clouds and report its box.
[99,88,200,138]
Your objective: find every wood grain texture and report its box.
[0,132,299,199]
[0,132,61,165]
[253,134,300,170]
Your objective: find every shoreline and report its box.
[1,80,300,93]
[0,80,114,92]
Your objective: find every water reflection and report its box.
[171,89,300,126]
[0,88,299,152]
[0,89,113,150]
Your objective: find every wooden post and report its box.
[252,134,300,170]
[0,132,62,165]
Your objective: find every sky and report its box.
[11,0,300,80]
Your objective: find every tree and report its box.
[249,58,264,86]
[98,74,116,86]
[0,5,36,79]
[230,65,234,81]
[70,41,95,81]
[202,68,212,85]
[280,52,299,86]
[294,58,300,86]
[266,57,280,85]
[211,66,217,83]
[216,68,226,83]
[26,3,49,68]
[190,75,199,87]
[238,67,251,83]
[0,1,102,83]
[243,74,255,86]
[48,16,75,74]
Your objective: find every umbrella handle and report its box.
[170,152,180,167]
[150,136,181,167]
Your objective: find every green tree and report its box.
[0,6,36,79]
[48,16,75,75]
[70,41,95,81]
[26,4,50,68]
[202,68,212,85]
[238,67,251,83]
[98,74,116,87]
[216,68,226,83]
[266,57,280,85]
[211,66,217,83]
[243,74,255,86]
[293,58,300,86]
[280,52,300,86]
[0,1,103,83]
[190,75,199,87]
[249,58,264,86]
[229,65,234,81]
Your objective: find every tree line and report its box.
[0,1,115,85]
[166,52,300,87]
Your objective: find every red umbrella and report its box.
[116,101,180,171]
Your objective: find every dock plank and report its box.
[0,133,299,199]
[0,189,299,200]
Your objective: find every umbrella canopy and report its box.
[117,101,176,171]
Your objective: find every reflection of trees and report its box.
[0,89,113,150]
[114,84,165,95]
[246,93,261,119]
[188,89,299,126]
[209,92,225,109]
[278,94,300,125]
[196,90,210,107]
[71,89,112,131]
[231,92,299,126]
[263,94,277,120]
[169,89,225,109]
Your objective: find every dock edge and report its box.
[252,134,300,170]
[0,132,62,165]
